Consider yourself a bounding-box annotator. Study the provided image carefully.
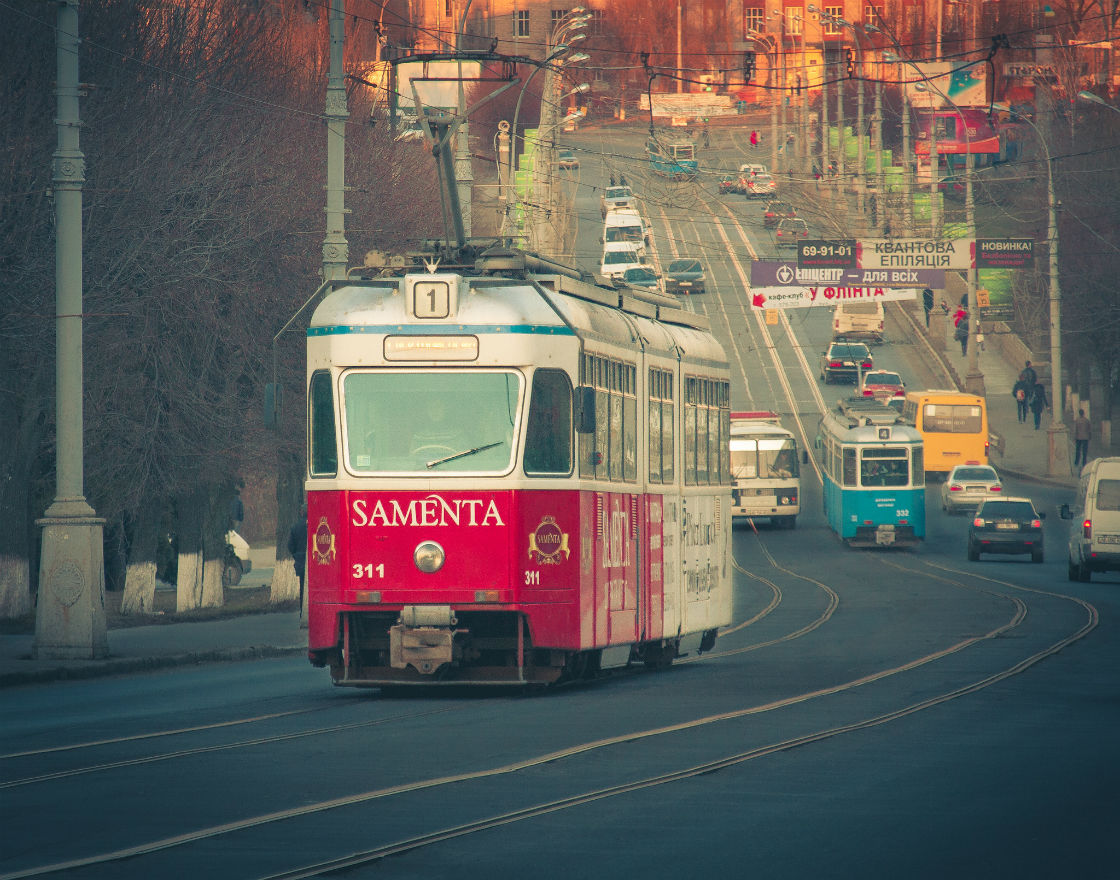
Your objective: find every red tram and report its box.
[303,253,732,686]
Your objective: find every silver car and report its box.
[941,464,1002,514]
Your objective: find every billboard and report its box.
[905,62,989,109]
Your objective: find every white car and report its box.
[600,242,645,279]
[600,185,635,217]
[941,464,1003,514]
[745,172,777,198]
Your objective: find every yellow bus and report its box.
[902,390,988,477]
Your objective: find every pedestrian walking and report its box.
[287,508,308,603]
[954,314,969,356]
[922,288,934,327]
[1012,377,1030,423]
[702,126,710,149]
[1029,381,1048,430]
[1019,360,1037,387]
[1074,409,1092,467]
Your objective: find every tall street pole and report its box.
[455,0,476,238]
[676,0,683,93]
[35,0,108,660]
[322,0,349,282]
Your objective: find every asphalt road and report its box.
[3,126,1118,880]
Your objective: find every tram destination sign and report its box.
[751,261,945,289]
[749,286,920,310]
[857,238,975,270]
[797,240,856,269]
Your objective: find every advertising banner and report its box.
[751,261,945,289]
[749,286,919,310]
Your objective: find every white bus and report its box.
[730,411,801,528]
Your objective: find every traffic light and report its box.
[846,48,854,78]
[743,51,755,85]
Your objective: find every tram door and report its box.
[600,491,639,644]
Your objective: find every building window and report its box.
[445,0,453,18]
[587,9,604,35]
[551,9,568,30]
[824,6,843,34]
[785,7,802,36]
[864,4,880,26]
[743,3,764,36]
[515,10,530,37]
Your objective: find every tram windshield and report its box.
[730,437,799,480]
[343,370,520,473]
[860,448,910,487]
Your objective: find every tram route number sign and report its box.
[751,261,945,289]
[750,286,920,310]
[797,240,856,269]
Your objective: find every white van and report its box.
[1062,457,1120,581]
[603,208,649,252]
[832,301,885,342]
[600,242,645,279]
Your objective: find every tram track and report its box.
[2,550,1092,880]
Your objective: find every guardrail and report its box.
[989,429,1006,458]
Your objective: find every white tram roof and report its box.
[307,272,726,368]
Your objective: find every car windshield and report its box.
[865,373,901,385]
[978,501,1036,519]
[830,344,869,358]
[730,438,799,480]
[603,250,639,265]
[343,370,519,473]
[624,269,656,282]
[954,467,998,481]
[605,187,632,199]
[780,220,806,231]
[668,259,702,274]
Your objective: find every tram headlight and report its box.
[414,540,446,573]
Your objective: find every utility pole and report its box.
[455,0,475,238]
[35,0,108,660]
[322,0,349,282]
[676,0,683,93]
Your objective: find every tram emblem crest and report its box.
[312,517,336,565]
[528,516,570,565]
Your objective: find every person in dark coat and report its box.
[1029,382,1048,430]
[922,288,934,327]
[287,509,308,601]
[1012,377,1030,424]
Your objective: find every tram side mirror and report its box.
[576,386,596,434]
[1059,504,1071,520]
[264,383,282,429]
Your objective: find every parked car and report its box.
[600,184,634,217]
[819,341,873,384]
[763,200,796,228]
[620,266,660,289]
[557,150,579,170]
[858,370,906,402]
[718,174,738,195]
[745,172,777,198]
[968,497,1045,562]
[941,464,1003,514]
[775,217,808,248]
[1061,456,1120,581]
[663,258,706,295]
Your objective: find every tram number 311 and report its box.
[353,563,386,578]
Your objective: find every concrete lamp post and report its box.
[992,102,1069,476]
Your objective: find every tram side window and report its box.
[309,371,338,476]
[911,447,924,486]
[623,364,637,482]
[719,384,731,486]
[661,388,675,483]
[842,447,857,486]
[524,369,573,476]
[580,354,637,483]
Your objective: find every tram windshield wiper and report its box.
[426,441,503,469]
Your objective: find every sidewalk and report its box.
[1,560,306,689]
[902,293,1082,490]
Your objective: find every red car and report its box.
[775,217,808,249]
[859,370,906,401]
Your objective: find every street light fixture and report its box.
[1077,90,1120,114]
[992,102,1068,476]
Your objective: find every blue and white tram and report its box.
[817,399,925,547]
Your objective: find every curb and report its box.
[0,644,306,689]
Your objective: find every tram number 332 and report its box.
[353,563,385,578]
